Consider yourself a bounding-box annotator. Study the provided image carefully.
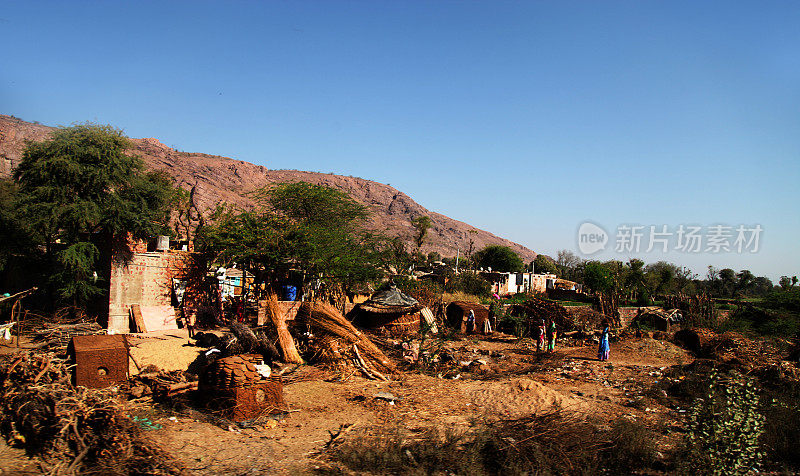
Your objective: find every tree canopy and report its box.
[474,245,524,273]
[533,254,559,275]
[198,181,381,292]
[12,124,175,304]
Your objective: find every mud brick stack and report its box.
[200,354,287,421]
[69,334,129,388]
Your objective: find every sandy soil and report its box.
[0,330,694,475]
[124,333,693,474]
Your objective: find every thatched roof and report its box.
[357,285,421,315]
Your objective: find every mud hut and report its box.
[446,301,490,334]
[348,285,423,336]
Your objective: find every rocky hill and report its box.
[0,114,536,261]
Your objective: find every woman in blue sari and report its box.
[598,320,611,361]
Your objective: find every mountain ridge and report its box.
[0,114,537,262]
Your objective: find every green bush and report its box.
[445,272,491,297]
[683,370,765,475]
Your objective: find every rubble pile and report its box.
[674,328,798,378]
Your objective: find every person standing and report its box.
[598,321,611,361]
[466,309,475,334]
[536,319,546,352]
[548,320,557,353]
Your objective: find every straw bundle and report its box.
[265,292,303,364]
[298,302,395,374]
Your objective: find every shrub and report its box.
[683,370,765,475]
[445,272,491,297]
[605,419,657,472]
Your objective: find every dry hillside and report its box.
[0,114,536,261]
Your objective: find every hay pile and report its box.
[296,302,395,381]
[0,353,183,475]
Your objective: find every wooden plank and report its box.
[130,304,147,333]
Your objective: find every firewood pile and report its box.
[593,293,620,325]
[32,322,104,350]
[125,366,198,401]
[0,353,183,475]
[565,306,609,331]
[511,298,575,331]
[295,302,396,381]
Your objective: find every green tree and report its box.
[719,268,737,297]
[474,245,524,273]
[0,180,36,274]
[199,181,381,292]
[625,259,646,303]
[584,261,614,294]
[411,215,432,250]
[644,261,678,296]
[13,124,175,305]
[533,254,558,275]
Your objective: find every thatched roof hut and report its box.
[349,285,423,336]
[634,308,680,331]
[446,301,490,334]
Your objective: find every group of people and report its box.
[465,304,612,363]
[534,319,559,353]
[534,318,612,362]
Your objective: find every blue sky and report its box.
[2,1,799,281]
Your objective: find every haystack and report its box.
[349,285,423,336]
[297,302,395,380]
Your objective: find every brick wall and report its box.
[107,243,198,333]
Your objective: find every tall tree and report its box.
[584,261,614,294]
[13,124,175,305]
[199,181,381,293]
[533,254,559,275]
[474,245,524,273]
[411,215,432,250]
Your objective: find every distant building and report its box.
[479,271,557,295]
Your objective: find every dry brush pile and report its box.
[0,352,183,475]
[510,298,575,331]
[295,302,396,381]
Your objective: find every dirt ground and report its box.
[138,334,691,475]
[0,332,695,475]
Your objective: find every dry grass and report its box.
[321,410,657,475]
[442,292,483,304]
